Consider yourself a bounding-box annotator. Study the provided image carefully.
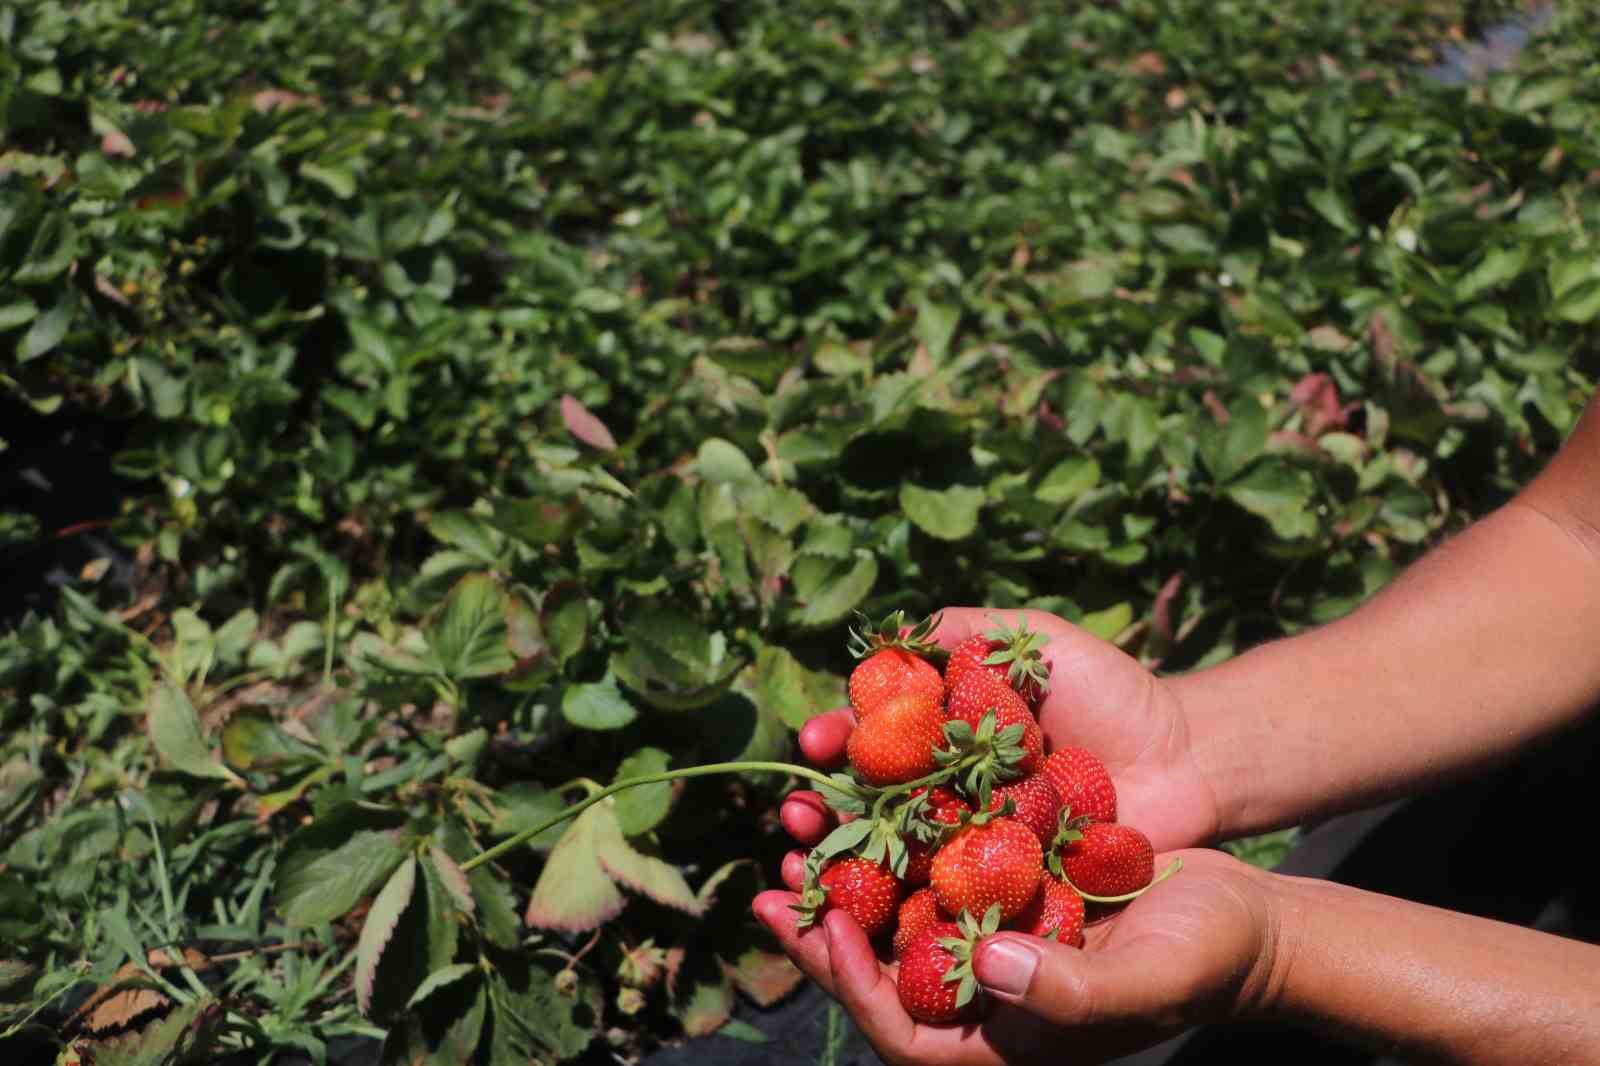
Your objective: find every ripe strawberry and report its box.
[846,689,947,786]
[985,774,1062,848]
[1041,748,1117,824]
[1056,823,1154,898]
[893,887,947,958]
[897,922,967,1023]
[814,857,903,938]
[1011,876,1085,947]
[902,786,972,884]
[848,611,943,720]
[930,817,1043,924]
[944,669,1043,774]
[944,617,1051,706]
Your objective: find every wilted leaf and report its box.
[722,949,804,1007]
[676,976,735,1037]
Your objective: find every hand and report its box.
[781,607,1221,854]
[753,848,1282,1065]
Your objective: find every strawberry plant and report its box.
[0,0,1593,1062]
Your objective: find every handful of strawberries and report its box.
[791,611,1178,1024]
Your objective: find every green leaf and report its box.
[488,958,599,1062]
[301,161,356,198]
[698,438,759,484]
[752,644,843,730]
[221,708,316,771]
[276,828,408,926]
[356,856,417,1018]
[1456,246,1528,302]
[406,962,478,1009]
[611,747,673,837]
[796,551,878,628]
[430,573,514,680]
[561,673,639,730]
[573,287,624,313]
[1034,456,1100,504]
[593,800,702,915]
[18,292,72,362]
[900,483,985,541]
[1202,397,1269,482]
[0,297,37,332]
[915,298,960,363]
[1078,603,1134,642]
[525,802,627,931]
[1226,462,1318,539]
[147,684,239,783]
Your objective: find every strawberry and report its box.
[944,616,1051,706]
[848,611,943,720]
[902,786,971,884]
[896,922,971,1024]
[1040,748,1117,825]
[1055,822,1154,899]
[985,774,1062,848]
[930,816,1043,924]
[809,856,903,938]
[1011,876,1085,947]
[944,669,1043,774]
[846,689,947,786]
[893,887,947,958]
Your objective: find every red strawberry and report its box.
[944,617,1051,706]
[930,817,1043,924]
[896,922,973,1024]
[903,786,972,884]
[985,774,1062,848]
[893,887,947,958]
[1057,823,1154,898]
[1011,876,1085,947]
[944,669,1043,774]
[846,689,947,786]
[815,857,903,938]
[848,611,943,720]
[1041,748,1117,824]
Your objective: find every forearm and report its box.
[1258,873,1600,1063]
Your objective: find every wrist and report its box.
[1162,664,1266,843]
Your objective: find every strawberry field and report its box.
[2,0,1597,1062]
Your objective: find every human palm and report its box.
[782,607,1220,853]
[752,848,1274,1066]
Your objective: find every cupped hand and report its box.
[780,607,1222,854]
[754,848,1281,1065]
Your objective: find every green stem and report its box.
[460,761,838,873]
[868,754,981,822]
[1066,856,1184,904]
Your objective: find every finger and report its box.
[823,909,918,1053]
[781,849,808,891]
[752,890,838,998]
[799,708,855,768]
[780,790,836,846]
[926,606,1079,652]
[972,931,1189,1030]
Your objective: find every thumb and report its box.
[972,933,1194,1029]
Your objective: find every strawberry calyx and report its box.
[1045,807,1094,877]
[980,613,1052,699]
[847,609,942,660]
[934,709,1029,808]
[936,903,1002,1010]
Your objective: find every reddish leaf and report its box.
[1290,373,1347,436]
[722,949,803,1007]
[560,395,617,451]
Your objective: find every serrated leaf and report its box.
[147,684,239,783]
[900,483,984,541]
[676,976,735,1037]
[752,644,843,730]
[561,673,638,730]
[1226,462,1318,539]
[525,803,627,931]
[276,829,408,926]
[593,801,702,915]
[1035,456,1100,504]
[406,962,477,1009]
[489,959,599,1063]
[796,551,878,628]
[470,864,520,949]
[430,573,514,680]
[429,845,475,916]
[612,747,673,836]
[357,857,417,1018]
[698,437,759,484]
[491,783,571,852]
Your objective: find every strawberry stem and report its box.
[1064,856,1184,904]
[459,761,840,873]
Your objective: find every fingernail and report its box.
[974,937,1039,996]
